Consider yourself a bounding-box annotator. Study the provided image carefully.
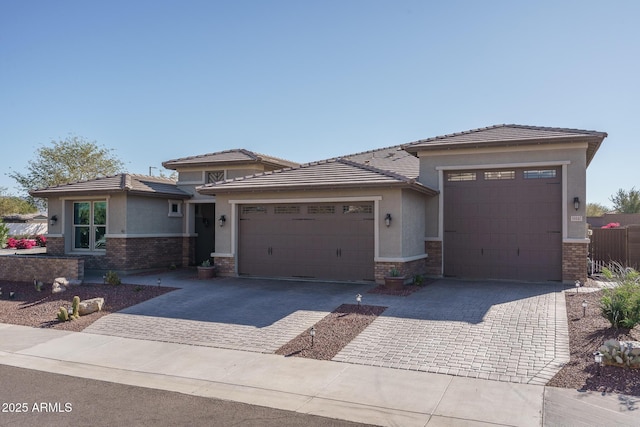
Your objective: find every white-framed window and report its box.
[523,169,557,179]
[73,201,107,251]
[484,170,515,180]
[168,200,183,217]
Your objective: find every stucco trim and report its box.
[563,238,590,244]
[435,160,571,171]
[424,237,442,242]
[375,254,428,263]
[210,252,234,257]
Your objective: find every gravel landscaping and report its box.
[548,288,640,396]
[0,280,177,332]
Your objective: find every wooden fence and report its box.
[589,225,640,273]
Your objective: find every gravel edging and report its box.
[275,304,387,360]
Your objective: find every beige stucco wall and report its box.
[125,195,184,234]
[416,142,589,241]
[176,165,266,201]
[211,187,430,261]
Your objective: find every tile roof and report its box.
[341,146,419,179]
[197,158,438,196]
[29,174,191,199]
[162,148,299,170]
[403,124,607,165]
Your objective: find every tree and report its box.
[0,187,37,216]
[586,202,609,217]
[9,136,126,208]
[609,187,640,214]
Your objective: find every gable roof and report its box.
[403,124,607,166]
[197,158,438,196]
[162,148,299,170]
[29,174,191,199]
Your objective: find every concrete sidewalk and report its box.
[1,323,639,426]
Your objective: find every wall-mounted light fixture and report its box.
[385,213,392,227]
[50,215,58,226]
[573,197,580,211]
[218,215,226,227]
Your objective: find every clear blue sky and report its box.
[1,1,638,206]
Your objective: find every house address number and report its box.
[570,216,583,222]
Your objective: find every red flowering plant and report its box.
[15,238,36,249]
[35,235,47,247]
[601,222,621,229]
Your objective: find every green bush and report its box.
[600,264,640,328]
[104,270,121,286]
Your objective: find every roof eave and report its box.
[197,181,438,196]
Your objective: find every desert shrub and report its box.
[600,264,640,328]
[104,270,121,286]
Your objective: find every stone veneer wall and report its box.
[425,240,442,276]
[213,256,235,277]
[0,255,84,282]
[563,241,588,284]
[182,236,196,267]
[374,258,427,284]
[46,236,65,256]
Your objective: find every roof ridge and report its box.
[405,124,606,146]
[337,157,415,182]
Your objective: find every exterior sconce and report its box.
[218,215,226,227]
[573,197,580,211]
[50,215,58,226]
[385,213,392,227]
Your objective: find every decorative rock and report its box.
[51,281,67,294]
[78,297,104,316]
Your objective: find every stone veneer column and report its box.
[562,241,588,284]
[425,240,442,276]
[213,256,236,277]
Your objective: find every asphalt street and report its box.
[0,365,372,427]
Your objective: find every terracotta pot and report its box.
[384,276,406,289]
[197,266,216,279]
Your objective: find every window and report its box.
[168,200,183,217]
[207,170,225,183]
[274,206,300,214]
[73,201,106,251]
[524,169,557,179]
[343,205,373,214]
[484,171,515,180]
[241,205,267,215]
[447,172,476,182]
[308,205,335,214]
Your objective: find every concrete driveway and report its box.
[83,272,569,385]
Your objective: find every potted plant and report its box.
[384,267,406,289]
[197,259,216,279]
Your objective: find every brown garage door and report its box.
[238,203,374,281]
[443,167,562,281]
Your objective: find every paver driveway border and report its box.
[83,272,570,385]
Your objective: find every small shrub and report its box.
[35,235,47,247]
[389,267,400,277]
[600,264,640,328]
[104,270,121,286]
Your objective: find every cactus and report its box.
[57,307,69,322]
[71,296,80,319]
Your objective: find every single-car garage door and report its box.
[238,202,374,281]
[443,167,562,281]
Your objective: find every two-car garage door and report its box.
[238,203,374,281]
[443,167,562,281]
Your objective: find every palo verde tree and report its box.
[0,187,37,216]
[9,136,126,209]
[586,202,609,217]
[609,187,640,214]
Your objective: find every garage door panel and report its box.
[238,203,374,281]
[444,167,562,281]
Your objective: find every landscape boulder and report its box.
[78,297,104,316]
[51,278,67,294]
